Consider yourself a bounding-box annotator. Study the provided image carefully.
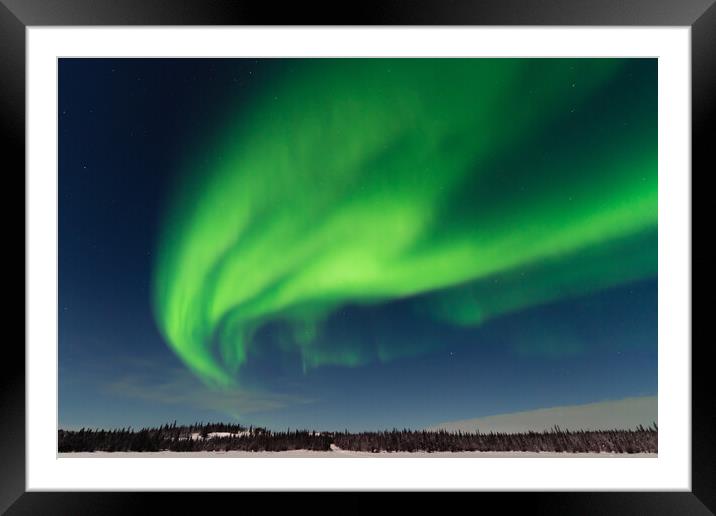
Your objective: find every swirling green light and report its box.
[153,59,656,385]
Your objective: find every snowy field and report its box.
[59,449,657,458]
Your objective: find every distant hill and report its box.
[426,396,657,433]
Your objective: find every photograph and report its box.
[6,1,708,508]
[58,57,659,458]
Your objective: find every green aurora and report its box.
[153,59,657,386]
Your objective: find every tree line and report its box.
[332,424,657,453]
[58,421,331,452]
[58,421,657,453]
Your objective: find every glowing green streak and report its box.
[153,59,656,385]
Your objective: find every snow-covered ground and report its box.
[59,449,656,458]
[426,396,657,434]
[179,431,253,441]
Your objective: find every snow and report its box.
[207,431,251,438]
[178,431,252,441]
[426,396,658,434]
[59,450,656,458]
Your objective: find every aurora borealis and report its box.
[153,59,656,386]
[59,58,657,431]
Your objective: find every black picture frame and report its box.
[4,0,711,512]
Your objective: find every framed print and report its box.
[4,0,711,513]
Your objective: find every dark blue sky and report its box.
[58,59,657,431]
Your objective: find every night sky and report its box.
[59,58,657,431]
